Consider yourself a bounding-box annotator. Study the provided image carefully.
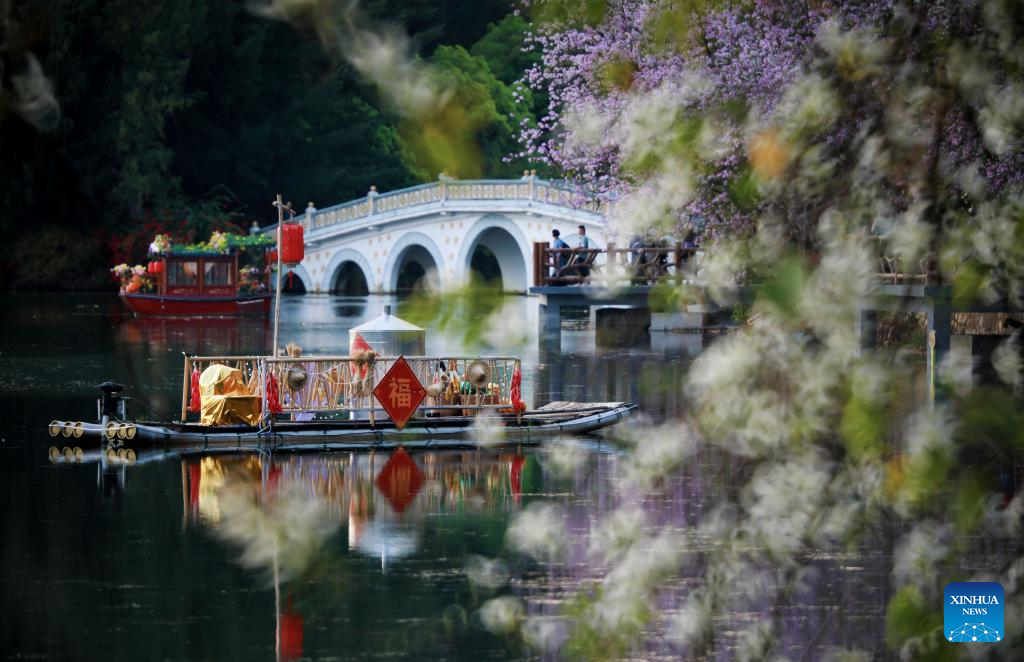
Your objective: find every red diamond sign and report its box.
[372,356,426,430]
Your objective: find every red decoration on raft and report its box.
[265,372,283,415]
[510,364,526,413]
[372,357,426,430]
[188,367,201,413]
[147,260,164,275]
[350,333,373,378]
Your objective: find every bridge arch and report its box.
[282,264,312,294]
[384,231,445,293]
[457,214,531,293]
[326,249,375,295]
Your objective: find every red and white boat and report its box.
[114,232,280,317]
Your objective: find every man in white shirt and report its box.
[574,225,591,278]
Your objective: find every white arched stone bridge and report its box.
[276,176,608,294]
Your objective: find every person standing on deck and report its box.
[573,225,592,279]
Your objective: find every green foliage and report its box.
[561,587,647,661]
[900,445,955,513]
[760,257,806,319]
[470,15,538,86]
[884,587,951,660]
[396,280,512,351]
[730,302,751,324]
[12,226,108,291]
[531,0,608,29]
[429,45,532,178]
[957,387,1024,456]
[839,394,887,460]
[727,164,761,211]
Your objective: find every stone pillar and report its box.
[540,301,561,333]
[367,185,378,215]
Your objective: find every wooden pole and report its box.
[272,194,284,358]
[180,354,191,422]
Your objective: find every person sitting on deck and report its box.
[551,229,570,285]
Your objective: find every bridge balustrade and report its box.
[296,177,609,234]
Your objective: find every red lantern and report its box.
[147,261,157,274]
[153,260,164,274]
[266,249,278,265]
[280,223,304,265]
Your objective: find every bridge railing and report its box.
[297,177,608,234]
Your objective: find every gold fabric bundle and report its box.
[199,364,261,426]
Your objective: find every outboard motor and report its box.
[97,381,126,422]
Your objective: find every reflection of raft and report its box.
[51,402,635,451]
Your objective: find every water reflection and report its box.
[184,450,532,566]
[174,446,889,659]
[117,316,270,355]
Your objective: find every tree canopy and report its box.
[0,0,529,289]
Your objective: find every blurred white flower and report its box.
[891,521,949,589]
[668,593,711,648]
[589,506,648,563]
[778,74,841,136]
[506,503,564,561]
[992,334,1022,389]
[904,407,954,459]
[938,350,974,398]
[11,53,61,132]
[697,241,743,305]
[479,596,523,635]
[521,615,566,654]
[591,533,683,632]
[471,411,506,448]
[735,619,776,662]
[886,201,932,266]
[544,438,590,477]
[621,422,697,488]
[216,478,338,582]
[563,102,611,150]
[465,555,509,591]
[743,454,831,556]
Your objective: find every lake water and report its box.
[0,293,893,660]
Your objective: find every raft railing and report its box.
[180,355,522,423]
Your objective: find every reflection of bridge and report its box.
[277,176,608,294]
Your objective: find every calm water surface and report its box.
[1,293,892,660]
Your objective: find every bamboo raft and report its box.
[47,353,636,453]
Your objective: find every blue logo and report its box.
[944,582,1004,643]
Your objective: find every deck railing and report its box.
[533,239,939,287]
[181,355,521,423]
[533,242,700,287]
